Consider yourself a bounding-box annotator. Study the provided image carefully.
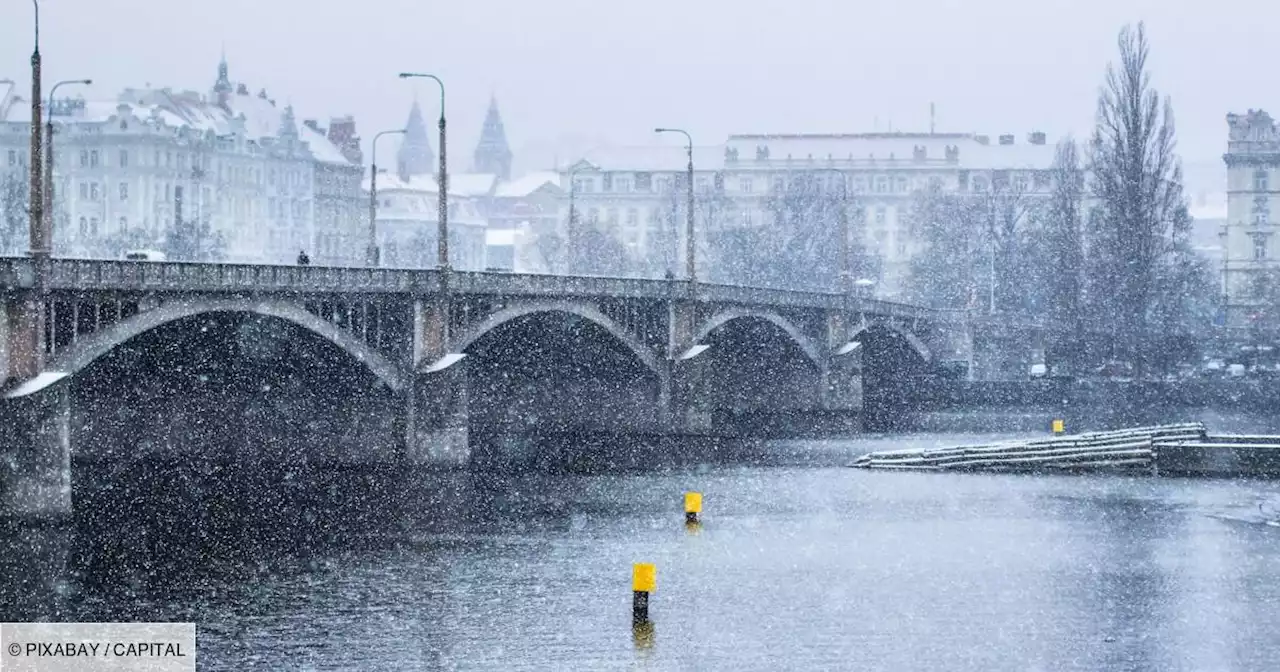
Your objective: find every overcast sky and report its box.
[1,0,1267,184]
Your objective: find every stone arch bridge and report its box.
[0,258,1039,517]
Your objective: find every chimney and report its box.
[326,115,364,165]
[998,134,1015,146]
[975,135,990,145]
[1027,131,1046,145]
[303,119,321,134]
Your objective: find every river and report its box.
[5,419,1280,670]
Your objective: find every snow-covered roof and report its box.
[573,145,728,172]
[0,83,356,166]
[496,171,562,198]
[363,171,497,198]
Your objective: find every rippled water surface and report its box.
[6,430,1280,671]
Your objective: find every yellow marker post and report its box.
[684,491,702,525]
[1052,419,1065,435]
[632,563,656,624]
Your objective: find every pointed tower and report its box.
[473,96,513,180]
[213,51,233,109]
[396,100,435,181]
[279,104,299,144]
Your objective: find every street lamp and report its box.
[44,78,92,251]
[654,127,695,285]
[397,73,448,275]
[367,128,406,267]
[27,0,44,265]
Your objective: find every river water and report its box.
[5,420,1280,671]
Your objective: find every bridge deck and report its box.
[0,257,943,322]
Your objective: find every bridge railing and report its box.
[0,257,946,322]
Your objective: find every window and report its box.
[79,150,88,167]
[602,173,613,191]
[78,182,88,199]
[741,178,754,193]
[696,177,710,193]
[89,183,99,200]
[1255,235,1269,260]
[119,150,128,168]
[89,217,98,235]
[119,216,127,231]
[973,176,989,192]
[119,182,129,200]
[90,150,99,168]
[6,150,15,167]
[875,176,888,193]
[634,172,652,192]
[616,177,632,193]
[626,208,639,228]
[896,176,908,192]
[1255,211,1268,227]
[1256,170,1270,192]
[78,217,88,236]
[875,207,886,225]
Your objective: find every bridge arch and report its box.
[450,301,665,382]
[44,298,407,391]
[850,320,932,362]
[694,308,823,368]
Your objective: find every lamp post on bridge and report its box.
[44,78,92,252]
[367,129,406,267]
[397,73,448,281]
[654,127,696,289]
[27,0,44,270]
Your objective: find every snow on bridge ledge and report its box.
[4,372,69,399]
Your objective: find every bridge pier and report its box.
[3,295,43,390]
[0,380,72,520]
[405,298,471,467]
[404,363,471,468]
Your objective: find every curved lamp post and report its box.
[367,128,406,267]
[654,127,696,286]
[44,78,92,250]
[397,73,448,274]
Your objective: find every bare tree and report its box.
[1087,22,1189,377]
[1040,138,1086,372]
[0,169,28,255]
[974,172,1038,314]
[906,180,984,309]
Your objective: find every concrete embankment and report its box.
[850,422,1280,478]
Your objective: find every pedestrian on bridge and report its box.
[297,250,311,266]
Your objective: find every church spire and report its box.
[213,50,233,108]
[396,99,435,181]
[473,95,512,180]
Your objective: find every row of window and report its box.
[571,169,1047,196]
[5,148,314,188]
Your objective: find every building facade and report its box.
[559,132,1056,298]
[0,57,365,265]
[1222,110,1280,332]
